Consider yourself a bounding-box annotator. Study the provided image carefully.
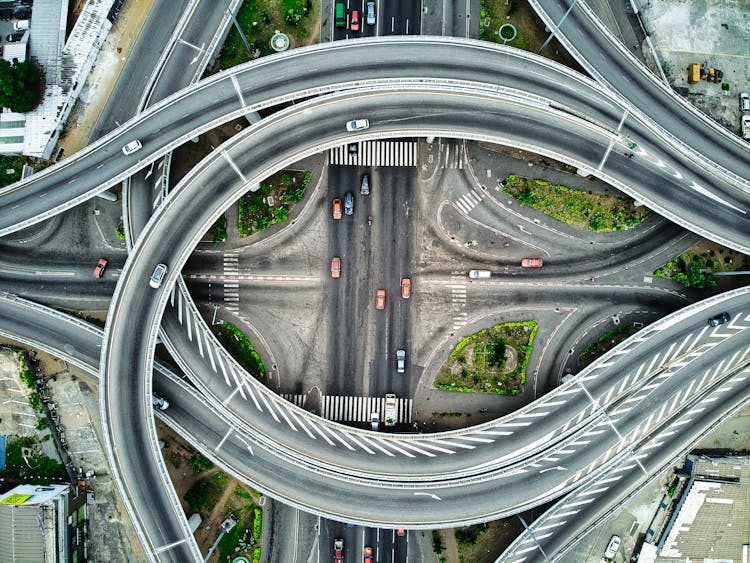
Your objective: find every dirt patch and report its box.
[58,0,155,157]
[156,421,264,561]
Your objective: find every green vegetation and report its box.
[0,155,28,188]
[116,220,126,241]
[215,322,266,382]
[578,324,640,368]
[183,471,230,513]
[19,356,34,388]
[212,214,227,242]
[217,0,317,69]
[35,418,49,430]
[456,524,485,546]
[237,169,311,238]
[188,453,214,472]
[432,530,446,555]
[217,493,263,561]
[0,59,41,112]
[253,506,263,540]
[434,322,537,395]
[503,175,648,231]
[234,485,252,499]
[651,244,745,289]
[0,437,66,485]
[433,412,463,417]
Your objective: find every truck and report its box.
[688,62,701,84]
[384,394,397,426]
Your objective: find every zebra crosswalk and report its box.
[450,273,469,332]
[455,188,483,215]
[223,253,239,312]
[330,140,418,167]
[281,394,413,424]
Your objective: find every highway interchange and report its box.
[0,1,748,562]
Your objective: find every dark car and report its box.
[344,192,354,215]
[6,32,24,42]
[708,312,730,327]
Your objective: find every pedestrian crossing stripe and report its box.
[281,394,413,424]
[330,141,418,166]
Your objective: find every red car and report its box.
[521,257,543,268]
[396,528,406,537]
[350,10,360,31]
[332,198,342,220]
[400,277,411,299]
[375,289,386,310]
[363,546,373,563]
[331,257,341,278]
[334,538,344,563]
[93,258,108,278]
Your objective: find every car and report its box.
[401,277,411,299]
[366,1,376,25]
[369,412,380,431]
[5,32,24,42]
[604,535,621,559]
[375,289,385,310]
[346,119,369,132]
[151,394,169,410]
[363,546,373,563]
[350,10,360,31]
[331,256,341,278]
[344,192,354,215]
[740,92,750,112]
[13,19,29,31]
[742,114,750,140]
[521,257,543,268]
[332,198,342,220]
[122,139,142,155]
[396,528,406,537]
[348,142,358,155]
[93,258,108,278]
[396,349,405,373]
[708,312,731,327]
[468,269,491,279]
[360,174,369,195]
[149,263,168,288]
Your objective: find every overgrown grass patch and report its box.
[216,0,317,70]
[0,436,66,485]
[215,322,266,382]
[654,242,749,289]
[237,169,310,238]
[434,322,537,395]
[578,324,640,369]
[503,175,648,231]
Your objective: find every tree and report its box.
[0,58,40,113]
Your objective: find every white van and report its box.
[468,269,491,279]
[13,20,30,31]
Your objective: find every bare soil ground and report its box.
[57,0,155,157]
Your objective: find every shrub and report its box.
[188,453,214,472]
[184,480,210,512]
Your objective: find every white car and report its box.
[468,269,491,279]
[742,114,750,140]
[740,92,750,112]
[122,139,143,155]
[396,349,405,373]
[346,119,369,132]
[149,263,168,288]
[151,394,169,410]
[604,535,621,559]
